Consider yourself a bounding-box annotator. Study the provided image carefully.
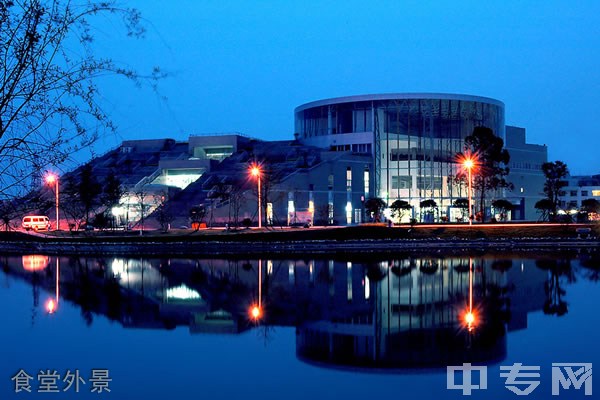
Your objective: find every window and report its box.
[582,191,589,196]
[347,262,353,301]
[570,190,578,197]
[593,190,600,197]
[417,176,443,190]
[345,202,352,224]
[346,167,352,192]
[364,169,370,196]
[391,176,412,190]
[352,143,372,153]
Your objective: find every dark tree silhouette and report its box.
[541,161,569,219]
[189,205,206,230]
[535,198,555,222]
[102,172,123,210]
[453,198,469,222]
[389,199,412,222]
[581,198,600,212]
[491,199,514,221]
[78,164,102,224]
[364,197,386,222]
[463,127,512,222]
[419,199,438,222]
[0,1,164,196]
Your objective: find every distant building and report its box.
[504,126,548,220]
[295,94,546,221]
[44,93,551,228]
[560,174,600,219]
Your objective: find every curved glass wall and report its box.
[295,96,505,221]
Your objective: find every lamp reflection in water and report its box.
[22,255,50,272]
[45,258,60,314]
[249,259,263,322]
[464,257,477,332]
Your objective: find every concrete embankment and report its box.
[1,237,598,257]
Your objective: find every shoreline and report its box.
[1,237,598,257]
[1,224,597,256]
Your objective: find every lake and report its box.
[1,250,599,399]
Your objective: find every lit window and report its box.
[346,202,352,224]
[347,262,353,301]
[346,167,352,192]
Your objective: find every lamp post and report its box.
[45,173,59,231]
[250,165,262,228]
[463,159,474,226]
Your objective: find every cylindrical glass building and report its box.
[295,93,505,220]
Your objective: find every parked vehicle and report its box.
[22,215,51,231]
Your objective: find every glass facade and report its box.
[295,95,505,220]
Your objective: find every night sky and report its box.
[89,0,599,175]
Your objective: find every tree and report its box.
[102,172,123,210]
[60,173,86,230]
[462,127,512,222]
[78,164,102,224]
[0,199,20,230]
[581,198,600,214]
[189,205,206,230]
[541,161,569,219]
[389,199,412,222]
[102,171,123,228]
[579,198,600,222]
[535,198,555,222]
[364,197,386,222]
[491,199,514,222]
[453,198,469,222]
[0,1,163,196]
[154,192,173,233]
[419,199,438,222]
[133,186,150,234]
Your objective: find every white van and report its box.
[22,216,51,231]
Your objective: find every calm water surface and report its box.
[1,251,599,399]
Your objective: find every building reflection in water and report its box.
[2,253,562,369]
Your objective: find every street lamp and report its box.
[45,173,59,231]
[462,158,475,226]
[250,164,262,228]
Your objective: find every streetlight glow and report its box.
[46,299,56,314]
[250,305,262,320]
[459,154,477,226]
[465,311,476,332]
[249,164,262,228]
[45,172,60,231]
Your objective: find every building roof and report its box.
[295,93,505,112]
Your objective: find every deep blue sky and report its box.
[90,0,599,175]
